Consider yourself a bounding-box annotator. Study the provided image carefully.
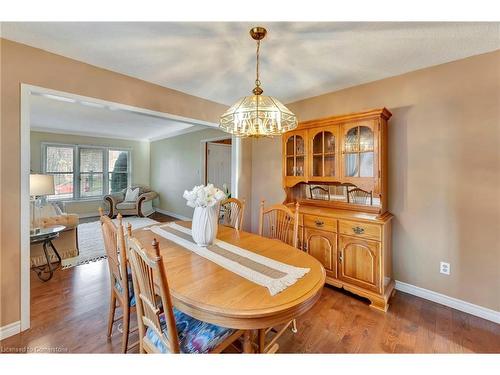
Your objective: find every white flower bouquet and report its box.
[183,184,227,246]
[183,184,227,208]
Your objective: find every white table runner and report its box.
[146,222,310,296]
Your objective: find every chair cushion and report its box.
[114,271,136,307]
[124,187,140,202]
[145,309,235,353]
[116,202,137,210]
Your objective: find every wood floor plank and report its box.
[1,213,499,353]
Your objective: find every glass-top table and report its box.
[30,225,66,281]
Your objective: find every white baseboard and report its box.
[0,321,21,340]
[395,281,500,324]
[154,208,191,221]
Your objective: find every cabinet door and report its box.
[309,126,339,181]
[304,228,336,277]
[338,235,380,292]
[340,121,379,192]
[283,130,308,187]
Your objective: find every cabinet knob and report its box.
[315,220,324,227]
[339,250,343,263]
[352,226,365,234]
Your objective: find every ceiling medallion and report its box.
[219,27,298,137]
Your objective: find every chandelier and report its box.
[219,27,298,137]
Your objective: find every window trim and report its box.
[41,142,132,201]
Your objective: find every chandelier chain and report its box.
[255,39,261,87]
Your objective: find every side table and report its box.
[30,225,66,281]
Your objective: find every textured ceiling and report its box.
[3,22,500,105]
[30,93,205,141]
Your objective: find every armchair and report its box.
[104,185,158,218]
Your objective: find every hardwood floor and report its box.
[1,213,499,353]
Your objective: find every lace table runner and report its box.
[146,222,310,296]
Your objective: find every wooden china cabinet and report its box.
[282,108,394,311]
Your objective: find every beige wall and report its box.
[251,50,500,311]
[250,137,285,232]
[30,131,150,217]
[150,128,229,219]
[0,38,227,326]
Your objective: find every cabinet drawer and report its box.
[339,220,381,241]
[303,214,337,232]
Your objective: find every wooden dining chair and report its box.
[309,185,331,201]
[259,200,299,248]
[99,208,136,353]
[257,200,300,353]
[219,197,245,230]
[347,187,373,205]
[127,235,245,354]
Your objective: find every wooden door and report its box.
[283,130,308,187]
[207,142,232,191]
[338,235,380,292]
[304,228,336,277]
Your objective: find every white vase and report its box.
[191,205,219,246]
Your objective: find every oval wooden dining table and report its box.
[132,221,326,353]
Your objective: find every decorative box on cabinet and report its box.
[283,108,395,311]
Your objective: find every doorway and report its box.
[205,138,232,194]
[19,84,224,332]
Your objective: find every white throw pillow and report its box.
[124,187,140,202]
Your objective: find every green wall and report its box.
[30,131,150,216]
[150,128,229,219]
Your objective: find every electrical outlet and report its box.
[440,262,450,275]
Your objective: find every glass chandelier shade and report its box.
[219,27,298,137]
[219,94,298,137]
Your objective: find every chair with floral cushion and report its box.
[99,208,137,353]
[127,235,245,354]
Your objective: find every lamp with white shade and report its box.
[30,174,55,234]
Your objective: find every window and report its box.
[45,145,74,199]
[108,150,130,193]
[79,148,104,198]
[43,143,131,200]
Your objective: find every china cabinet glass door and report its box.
[343,125,374,178]
[311,130,336,178]
[285,134,305,177]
